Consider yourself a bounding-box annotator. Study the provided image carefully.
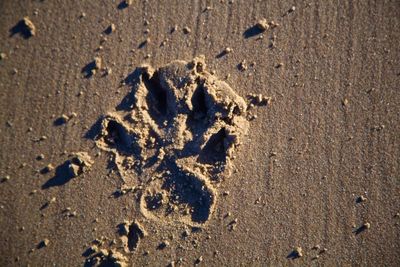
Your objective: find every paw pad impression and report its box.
[94,56,250,226]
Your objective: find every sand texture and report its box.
[0,0,399,266]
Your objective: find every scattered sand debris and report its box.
[37,238,50,249]
[22,17,36,36]
[354,222,371,234]
[371,124,385,131]
[119,220,147,252]
[105,23,116,34]
[363,222,371,229]
[292,246,303,258]
[312,244,321,250]
[41,163,54,174]
[158,240,170,249]
[171,25,178,33]
[1,175,10,183]
[247,94,272,106]
[183,27,191,34]
[105,67,112,76]
[30,189,37,195]
[67,152,94,177]
[83,57,103,77]
[256,19,269,31]
[357,195,367,203]
[224,47,233,54]
[86,248,128,267]
[94,57,102,71]
[238,60,248,71]
[139,38,150,48]
[269,20,279,28]
[57,114,70,124]
[114,185,136,197]
[228,218,238,231]
[319,247,328,254]
[195,256,203,265]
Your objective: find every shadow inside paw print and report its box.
[87,56,250,226]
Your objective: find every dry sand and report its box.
[0,0,399,266]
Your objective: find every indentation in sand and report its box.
[92,56,249,226]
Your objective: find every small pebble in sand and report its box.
[1,175,10,183]
[357,195,367,202]
[224,47,233,54]
[312,244,320,250]
[320,247,328,254]
[183,27,191,34]
[94,57,102,70]
[0,52,6,60]
[59,114,70,124]
[106,23,116,34]
[22,17,36,36]
[42,164,54,173]
[342,98,349,106]
[269,20,279,28]
[125,0,133,6]
[238,60,248,71]
[69,112,77,119]
[158,240,169,249]
[256,19,269,31]
[36,154,45,160]
[293,246,303,257]
[38,239,50,248]
[49,197,56,204]
[363,222,371,229]
[39,135,47,141]
[288,6,296,13]
[105,67,112,75]
[195,256,203,264]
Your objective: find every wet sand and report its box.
[0,0,399,266]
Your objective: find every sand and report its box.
[0,0,399,266]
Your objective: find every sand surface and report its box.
[0,0,399,266]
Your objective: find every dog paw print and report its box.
[92,56,249,226]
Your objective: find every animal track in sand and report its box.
[93,56,250,226]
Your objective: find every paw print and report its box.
[93,56,249,226]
